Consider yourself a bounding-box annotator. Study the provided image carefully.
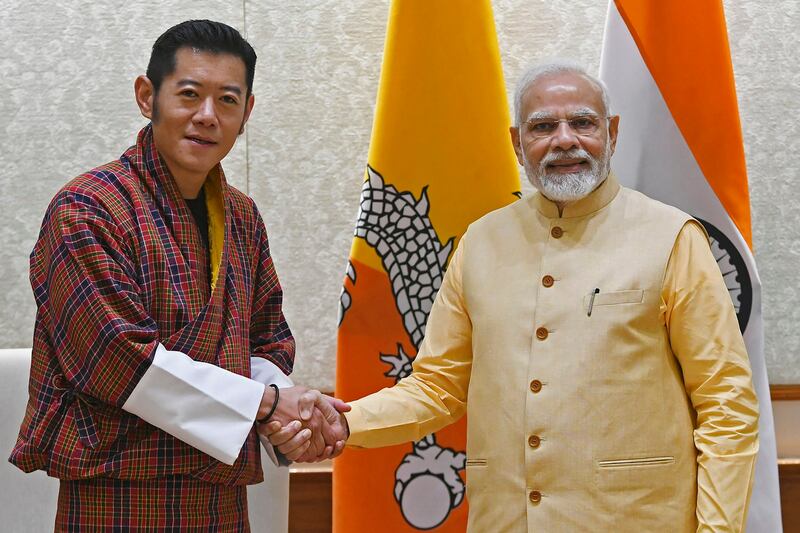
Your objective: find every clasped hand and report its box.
[255,386,349,462]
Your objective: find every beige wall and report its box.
[1,1,798,389]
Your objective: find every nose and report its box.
[193,97,219,128]
[549,120,579,151]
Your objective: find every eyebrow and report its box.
[571,107,601,117]
[525,107,601,121]
[176,78,243,96]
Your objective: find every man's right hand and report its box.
[256,386,349,461]
[294,394,349,462]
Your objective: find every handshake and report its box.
[255,386,350,462]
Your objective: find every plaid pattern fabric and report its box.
[10,125,295,487]
[56,476,249,532]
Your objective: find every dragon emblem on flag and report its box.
[339,166,467,530]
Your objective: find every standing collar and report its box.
[527,172,621,219]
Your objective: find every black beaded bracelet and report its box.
[256,384,280,424]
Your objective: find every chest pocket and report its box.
[583,289,644,310]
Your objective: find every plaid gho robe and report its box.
[10,125,294,486]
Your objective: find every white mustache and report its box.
[540,148,593,169]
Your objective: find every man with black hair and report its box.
[9,19,347,530]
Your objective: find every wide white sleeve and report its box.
[251,357,295,466]
[122,343,265,465]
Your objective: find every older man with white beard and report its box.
[269,62,760,532]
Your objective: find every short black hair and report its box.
[147,20,257,97]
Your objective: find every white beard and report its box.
[524,141,611,203]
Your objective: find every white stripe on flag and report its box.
[600,2,782,531]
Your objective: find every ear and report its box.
[509,126,524,166]
[607,115,620,156]
[134,75,155,120]
[239,93,255,135]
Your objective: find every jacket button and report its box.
[529,490,542,503]
[535,327,548,340]
[542,275,554,287]
[551,226,563,238]
[529,379,543,393]
[528,435,541,448]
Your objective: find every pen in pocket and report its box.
[587,288,600,317]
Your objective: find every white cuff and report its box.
[250,357,294,388]
[122,343,265,465]
[250,357,294,465]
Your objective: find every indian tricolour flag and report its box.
[333,1,520,531]
[599,1,782,530]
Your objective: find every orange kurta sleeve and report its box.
[663,221,759,532]
[346,240,472,448]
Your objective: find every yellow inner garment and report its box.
[203,169,224,292]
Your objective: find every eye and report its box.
[221,95,239,105]
[528,120,557,134]
[570,117,597,131]
[180,89,198,98]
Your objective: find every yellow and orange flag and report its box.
[600,1,782,530]
[333,1,519,531]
